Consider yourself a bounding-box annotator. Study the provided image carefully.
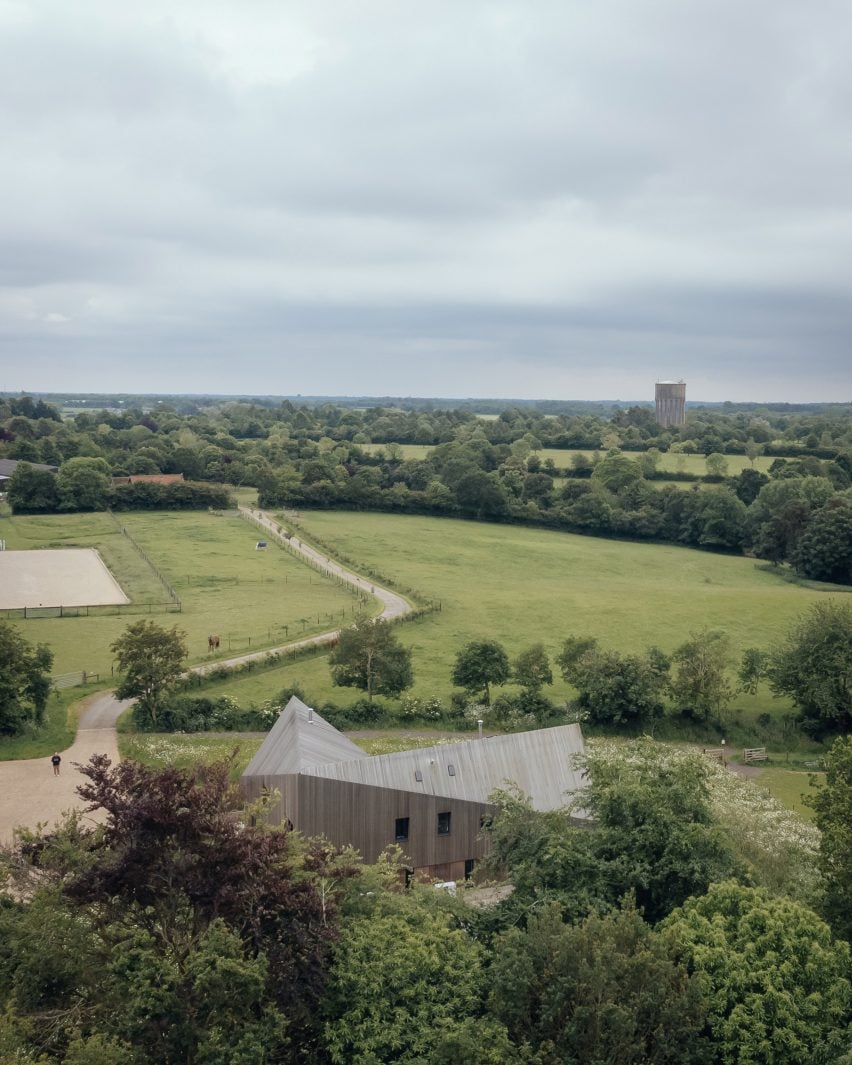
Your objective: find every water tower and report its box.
[655,380,686,427]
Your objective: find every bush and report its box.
[135,695,283,733]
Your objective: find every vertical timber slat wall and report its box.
[242,774,493,871]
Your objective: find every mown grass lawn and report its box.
[758,767,824,821]
[0,510,368,675]
[202,511,845,730]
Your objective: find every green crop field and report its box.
[0,510,369,676]
[203,511,846,725]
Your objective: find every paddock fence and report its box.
[106,510,182,609]
[52,670,101,690]
[0,601,182,621]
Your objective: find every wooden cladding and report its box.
[242,772,494,870]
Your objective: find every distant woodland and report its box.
[3,393,850,584]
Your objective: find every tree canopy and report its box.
[329,615,413,701]
[0,621,54,735]
[111,620,188,726]
[663,881,851,1065]
[767,600,852,736]
[451,639,510,705]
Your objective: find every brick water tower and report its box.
[655,380,686,427]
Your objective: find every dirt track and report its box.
[0,510,412,843]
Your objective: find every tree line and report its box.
[2,396,851,583]
[0,735,849,1063]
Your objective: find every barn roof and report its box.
[302,724,588,812]
[242,696,365,776]
[0,458,58,478]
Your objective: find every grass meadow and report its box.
[114,729,466,779]
[0,510,368,675]
[539,448,774,476]
[202,511,846,734]
[358,442,774,477]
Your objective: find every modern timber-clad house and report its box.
[241,697,589,882]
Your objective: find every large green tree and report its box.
[767,600,852,736]
[512,643,553,696]
[329,615,413,702]
[322,907,484,1064]
[111,620,187,726]
[0,621,54,735]
[485,741,739,923]
[56,457,112,511]
[669,629,734,722]
[663,881,851,1065]
[807,735,852,941]
[558,638,668,727]
[451,639,510,705]
[792,499,852,584]
[5,462,60,512]
[488,902,713,1064]
[1,756,355,1063]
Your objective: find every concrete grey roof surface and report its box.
[0,458,57,476]
[303,723,589,813]
[242,696,365,777]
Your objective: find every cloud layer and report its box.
[2,0,851,400]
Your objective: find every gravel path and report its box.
[0,691,122,845]
[0,509,412,843]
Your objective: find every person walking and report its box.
[50,752,61,776]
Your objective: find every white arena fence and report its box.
[0,601,182,621]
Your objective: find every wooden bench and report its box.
[743,747,768,763]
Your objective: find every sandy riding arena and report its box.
[0,549,129,609]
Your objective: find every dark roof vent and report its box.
[448,764,456,776]
[414,769,423,782]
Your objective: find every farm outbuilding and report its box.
[241,697,589,881]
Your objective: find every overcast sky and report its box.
[1,1,851,402]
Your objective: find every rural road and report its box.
[0,510,411,844]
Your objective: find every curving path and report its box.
[0,509,412,844]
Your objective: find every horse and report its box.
[207,634,220,652]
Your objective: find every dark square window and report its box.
[437,811,451,835]
[395,817,410,841]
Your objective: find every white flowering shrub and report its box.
[399,696,446,721]
[587,738,821,904]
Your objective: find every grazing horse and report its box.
[207,634,220,652]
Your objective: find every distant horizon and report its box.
[3,389,849,409]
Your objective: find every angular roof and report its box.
[0,458,58,477]
[303,725,588,812]
[242,696,365,777]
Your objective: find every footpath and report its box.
[0,509,411,844]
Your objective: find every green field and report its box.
[0,510,369,675]
[538,449,774,476]
[360,443,433,460]
[358,442,773,478]
[759,768,824,820]
[202,511,845,723]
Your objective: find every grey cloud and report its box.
[1,0,851,400]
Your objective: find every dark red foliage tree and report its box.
[69,755,358,1029]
